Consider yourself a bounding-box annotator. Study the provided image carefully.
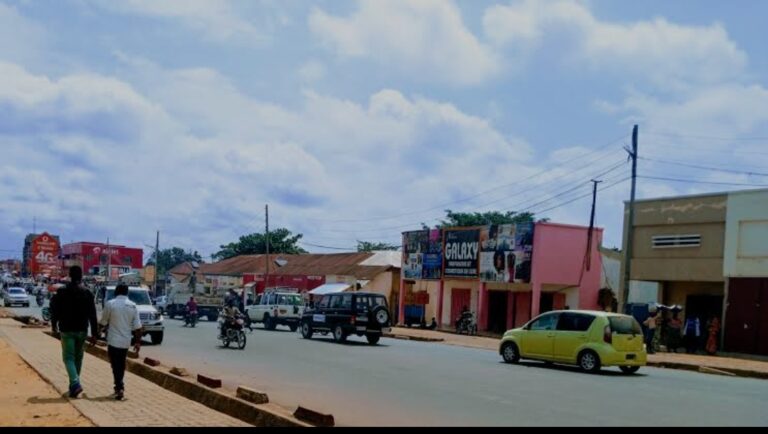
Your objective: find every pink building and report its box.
[399,222,604,333]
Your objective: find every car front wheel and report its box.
[501,342,520,364]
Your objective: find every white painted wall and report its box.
[724,189,768,277]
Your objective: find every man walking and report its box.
[49,266,98,398]
[99,283,142,400]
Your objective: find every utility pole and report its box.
[154,230,160,297]
[621,125,639,314]
[585,179,603,271]
[33,217,36,235]
[106,237,111,283]
[265,204,270,295]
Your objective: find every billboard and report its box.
[30,232,61,277]
[443,229,480,278]
[402,229,443,280]
[479,223,534,283]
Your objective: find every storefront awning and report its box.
[309,283,351,295]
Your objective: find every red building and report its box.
[62,242,143,279]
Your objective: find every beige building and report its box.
[621,191,727,324]
[621,188,768,355]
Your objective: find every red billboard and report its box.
[30,232,61,277]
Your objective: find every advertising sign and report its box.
[479,223,534,283]
[443,229,480,278]
[30,233,61,277]
[402,229,443,280]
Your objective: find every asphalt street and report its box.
[8,304,768,426]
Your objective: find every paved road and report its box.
[9,306,768,426]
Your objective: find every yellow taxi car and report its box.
[499,310,646,374]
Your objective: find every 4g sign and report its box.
[30,233,61,277]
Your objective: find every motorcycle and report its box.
[217,311,247,350]
[184,309,198,328]
[41,306,51,322]
[456,311,478,336]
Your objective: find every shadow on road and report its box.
[299,336,391,348]
[501,361,649,378]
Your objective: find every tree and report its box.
[147,247,203,276]
[212,228,308,260]
[357,241,400,252]
[422,210,543,229]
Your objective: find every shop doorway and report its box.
[451,288,471,326]
[487,291,508,334]
[540,292,554,313]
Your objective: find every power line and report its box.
[305,133,629,224]
[300,241,358,252]
[638,175,768,187]
[639,157,768,177]
[531,176,632,215]
[645,131,768,141]
[311,157,629,235]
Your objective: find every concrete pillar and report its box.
[478,282,488,331]
[531,280,542,318]
[437,280,445,328]
[506,291,515,330]
[398,278,406,326]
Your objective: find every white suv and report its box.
[247,289,305,331]
[104,286,165,345]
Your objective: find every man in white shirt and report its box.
[99,283,142,400]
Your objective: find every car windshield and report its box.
[608,316,643,335]
[106,289,152,305]
[355,295,388,311]
[9,288,25,295]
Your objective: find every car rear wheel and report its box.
[301,321,313,339]
[333,324,347,343]
[620,366,640,374]
[501,342,520,364]
[366,334,380,345]
[578,350,601,373]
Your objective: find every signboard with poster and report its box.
[479,223,534,283]
[402,229,443,280]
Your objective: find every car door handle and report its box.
[578,335,587,340]
[547,333,555,338]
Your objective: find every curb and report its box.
[384,333,444,343]
[42,331,311,427]
[647,360,768,380]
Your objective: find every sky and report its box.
[1,0,767,262]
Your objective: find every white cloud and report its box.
[0,2,45,64]
[308,0,501,86]
[89,0,266,43]
[298,60,326,82]
[483,0,748,87]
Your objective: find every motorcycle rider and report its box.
[185,296,198,326]
[219,299,241,338]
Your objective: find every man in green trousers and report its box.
[50,266,98,398]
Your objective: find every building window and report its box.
[652,234,701,248]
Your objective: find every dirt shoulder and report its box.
[0,337,93,427]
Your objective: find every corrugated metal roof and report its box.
[168,252,396,280]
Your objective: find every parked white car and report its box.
[153,295,168,314]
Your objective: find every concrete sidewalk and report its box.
[386,326,768,379]
[0,318,249,427]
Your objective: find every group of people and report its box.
[48,266,142,401]
[642,307,721,355]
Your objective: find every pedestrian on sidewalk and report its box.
[683,315,701,354]
[705,315,721,355]
[99,283,143,401]
[643,308,659,354]
[49,266,98,398]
